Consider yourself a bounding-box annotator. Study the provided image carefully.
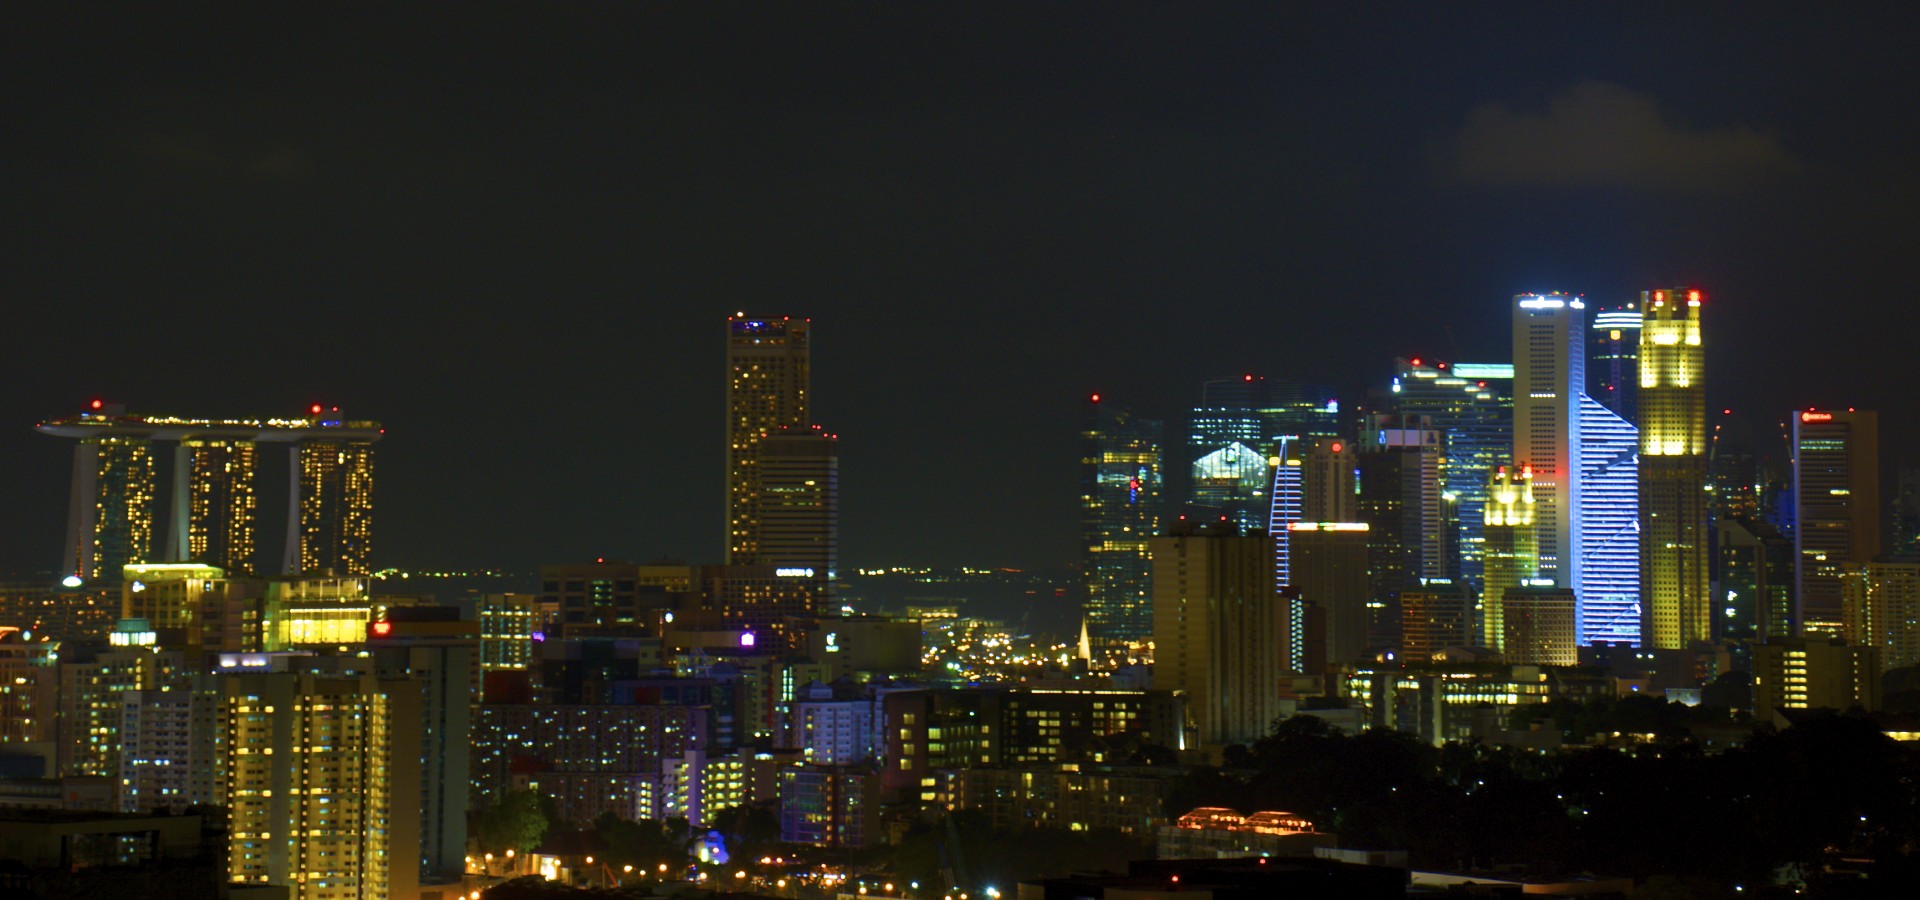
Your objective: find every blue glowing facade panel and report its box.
[1388,360,1513,592]
[1267,447,1305,672]
[1577,393,1641,644]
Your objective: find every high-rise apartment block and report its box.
[222,669,422,900]
[1794,409,1881,635]
[1638,288,1709,649]
[1081,397,1162,647]
[726,315,811,563]
[1150,521,1283,748]
[1841,562,1920,673]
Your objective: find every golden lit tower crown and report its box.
[1638,287,1710,648]
[1482,463,1538,650]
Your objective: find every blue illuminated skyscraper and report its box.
[1082,396,1163,648]
[1578,393,1641,643]
[1267,440,1306,670]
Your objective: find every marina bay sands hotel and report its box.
[36,402,382,581]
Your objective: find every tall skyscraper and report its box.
[1589,303,1643,423]
[726,315,812,563]
[1186,376,1280,536]
[1268,441,1306,669]
[1482,465,1538,652]
[1894,463,1920,562]
[62,430,157,580]
[1150,520,1283,748]
[1580,392,1641,645]
[1081,396,1162,648]
[1287,522,1370,665]
[1358,416,1448,584]
[1190,442,1271,536]
[1387,358,1514,591]
[1302,438,1356,522]
[1793,408,1881,634]
[180,438,258,574]
[1638,287,1709,649]
[754,425,839,607]
[1512,293,1585,590]
[1356,417,1448,651]
[1716,515,1795,641]
[293,437,376,576]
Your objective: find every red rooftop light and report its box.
[371,621,392,637]
[310,404,323,415]
[89,399,103,410]
[1090,393,1101,403]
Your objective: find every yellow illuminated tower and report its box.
[1482,464,1538,651]
[294,437,376,576]
[185,438,258,573]
[222,670,421,900]
[1638,287,1709,648]
[62,434,156,580]
[726,315,811,563]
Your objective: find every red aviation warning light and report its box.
[370,620,392,637]
[1089,393,1101,403]
[89,398,103,410]
[309,404,323,415]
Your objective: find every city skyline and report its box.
[4,5,1919,575]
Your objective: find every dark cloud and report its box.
[1449,81,1799,190]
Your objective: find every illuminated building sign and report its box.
[1801,411,1834,422]
[775,567,815,577]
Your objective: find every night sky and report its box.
[4,5,1918,575]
